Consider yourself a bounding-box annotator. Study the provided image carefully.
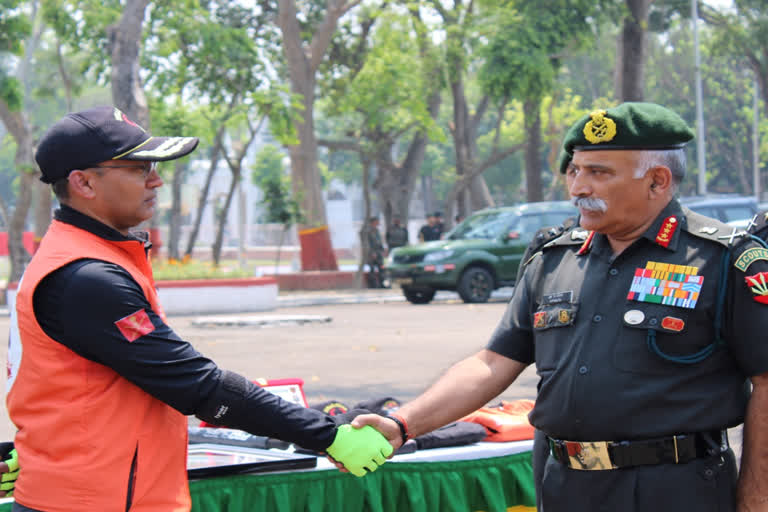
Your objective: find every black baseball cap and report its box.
[35,106,199,184]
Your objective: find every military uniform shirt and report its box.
[488,199,768,441]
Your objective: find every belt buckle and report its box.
[563,440,616,471]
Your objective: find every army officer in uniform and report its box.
[354,102,768,511]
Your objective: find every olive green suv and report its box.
[386,201,577,304]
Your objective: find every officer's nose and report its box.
[567,171,591,199]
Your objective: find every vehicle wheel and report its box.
[402,286,436,304]
[457,267,494,303]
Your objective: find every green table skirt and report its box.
[0,451,535,512]
[190,451,535,512]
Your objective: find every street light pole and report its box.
[692,0,707,195]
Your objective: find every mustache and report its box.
[571,196,608,212]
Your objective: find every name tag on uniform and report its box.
[542,291,573,305]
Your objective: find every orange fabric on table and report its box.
[460,399,535,442]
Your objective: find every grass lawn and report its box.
[0,255,361,284]
[152,257,360,280]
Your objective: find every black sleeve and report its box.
[33,259,338,451]
[486,253,537,364]
[724,243,768,377]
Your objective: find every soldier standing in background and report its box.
[366,216,386,288]
[385,216,409,253]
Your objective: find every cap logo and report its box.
[112,107,145,132]
[583,109,617,144]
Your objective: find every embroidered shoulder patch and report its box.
[627,261,702,309]
[115,309,155,342]
[734,247,768,272]
[745,271,768,304]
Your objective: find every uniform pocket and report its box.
[533,302,578,370]
[613,304,717,375]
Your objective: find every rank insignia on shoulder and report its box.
[655,216,678,248]
[734,247,768,272]
[745,271,768,304]
[627,261,702,309]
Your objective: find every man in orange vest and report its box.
[6,106,391,512]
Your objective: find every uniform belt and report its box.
[548,430,728,471]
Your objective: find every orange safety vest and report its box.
[7,219,190,512]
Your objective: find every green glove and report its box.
[0,448,17,497]
[326,425,393,477]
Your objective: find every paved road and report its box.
[0,297,742,459]
[0,299,539,441]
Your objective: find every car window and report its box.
[721,206,756,223]
[465,214,518,239]
[686,205,719,220]
[511,211,576,244]
[449,212,505,239]
[450,212,518,240]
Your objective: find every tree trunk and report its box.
[33,180,52,252]
[469,176,494,211]
[185,127,224,257]
[8,172,34,284]
[0,103,35,284]
[617,0,651,102]
[212,170,239,266]
[108,0,151,128]
[278,0,358,271]
[168,159,185,261]
[523,97,544,202]
[356,155,372,289]
[733,142,751,195]
[451,74,473,222]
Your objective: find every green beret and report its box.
[558,102,694,174]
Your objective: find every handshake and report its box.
[325,414,404,477]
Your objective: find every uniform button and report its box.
[649,318,658,326]
[578,365,589,374]
[593,314,602,322]
[609,268,619,276]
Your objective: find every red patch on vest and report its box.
[655,216,678,248]
[661,316,685,332]
[115,309,155,342]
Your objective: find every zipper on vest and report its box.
[126,445,138,512]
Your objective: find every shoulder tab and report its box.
[542,226,590,249]
[683,208,747,248]
[748,211,768,240]
[519,217,578,268]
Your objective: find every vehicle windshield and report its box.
[448,212,517,240]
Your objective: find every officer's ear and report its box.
[645,166,673,199]
[67,169,100,200]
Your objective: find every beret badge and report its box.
[582,109,617,144]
